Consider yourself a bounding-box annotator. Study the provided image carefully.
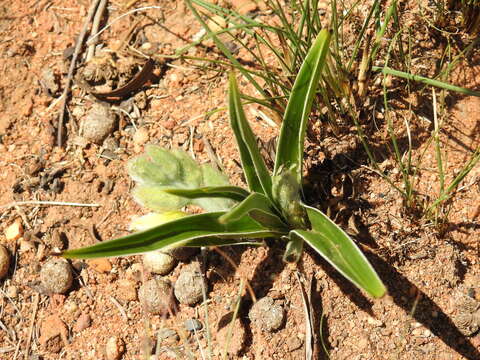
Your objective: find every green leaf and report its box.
[132,184,188,212]
[248,209,288,230]
[274,29,331,183]
[182,237,264,247]
[171,149,204,187]
[163,186,250,202]
[228,72,273,198]
[282,235,304,263]
[219,192,286,230]
[292,204,386,298]
[272,166,308,229]
[128,153,180,186]
[62,212,283,259]
[130,211,187,232]
[127,145,235,212]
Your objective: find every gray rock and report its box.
[184,318,203,331]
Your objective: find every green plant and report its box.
[62,30,386,298]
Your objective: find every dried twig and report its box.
[86,6,162,46]
[86,0,108,62]
[202,137,224,172]
[1,201,101,209]
[294,272,313,360]
[24,293,39,360]
[57,0,101,146]
[109,296,128,321]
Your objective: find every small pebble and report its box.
[367,316,383,327]
[143,251,176,275]
[249,296,284,332]
[19,239,35,252]
[39,315,68,353]
[41,67,59,95]
[133,127,149,145]
[5,285,17,298]
[73,312,91,332]
[139,279,175,315]
[105,336,125,360]
[185,318,203,332]
[286,333,304,351]
[0,245,10,279]
[4,220,23,242]
[157,328,179,342]
[40,259,73,294]
[87,258,112,273]
[174,268,206,306]
[63,301,78,314]
[117,279,137,302]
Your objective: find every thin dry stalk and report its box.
[86,0,108,62]
[109,296,128,321]
[23,293,39,360]
[57,0,101,146]
[1,200,101,209]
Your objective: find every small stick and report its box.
[57,0,101,147]
[24,293,39,360]
[86,6,162,46]
[109,296,128,321]
[203,137,224,172]
[86,0,108,62]
[1,201,101,209]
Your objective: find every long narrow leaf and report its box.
[294,204,386,298]
[249,209,288,230]
[228,73,273,197]
[219,192,286,230]
[163,186,250,202]
[62,212,282,259]
[182,238,263,247]
[274,29,331,182]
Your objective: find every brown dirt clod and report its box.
[0,244,10,279]
[139,278,175,315]
[40,258,73,294]
[173,267,206,306]
[249,296,285,332]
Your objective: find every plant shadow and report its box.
[305,240,480,360]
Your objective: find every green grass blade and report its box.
[427,146,480,211]
[184,0,268,98]
[163,186,250,202]
[372,66,480,96]
[62,212,281,259]
[274,29,331,182]
[219,192,286,230]
[296,204,386,298]
[228,73,273,197]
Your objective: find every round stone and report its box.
[139,279,175,315]
[174,268,206,306]
[249,296,284,332]
[40,258,73,294]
